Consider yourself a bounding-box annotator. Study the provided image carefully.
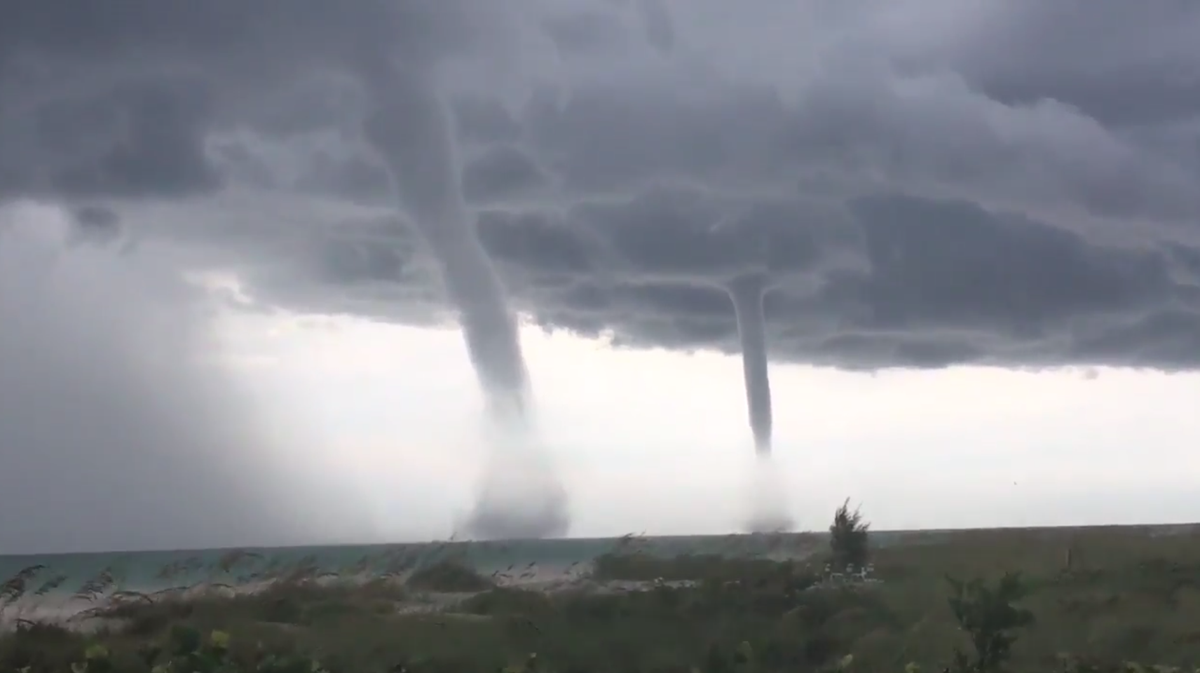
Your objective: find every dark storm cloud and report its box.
[636,0,675,55]
[3,1,1200,400]
[314,236,407,286]
[522,78,793,194]
[476,209,602,278]
[0,0,491,73]
[905,0,1200,128]
[702,196,1188,367]
[541,8,631,57]
[69,204,123,246]
[434,189,1200,371]
[0,0,523,202]
[461,145,550,205]
[565,186,861,283]
[296,155,394,204]
[450,95,524,145]
[519,61,1200,227]
[1,75,221,200]
[847,195,1175,329]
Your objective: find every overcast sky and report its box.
[2,0,1200,553]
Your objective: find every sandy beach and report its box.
[0,560,639,631]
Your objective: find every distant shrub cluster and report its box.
[407,559,495,593]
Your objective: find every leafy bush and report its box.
[460,587,554,616]
[945,572,1035,673]
[407,560,493,592]
[63,627,330,673]
[829,499,870,573]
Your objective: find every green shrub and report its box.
[945,572,1035,672]
[63,628,331,673]
[829,499,870,573]
[407,560,493,593]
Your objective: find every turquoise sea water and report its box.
[11,525,1190,598]
[0,533,862,597]
[0,530,955,592]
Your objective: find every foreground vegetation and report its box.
[2,503,1199,672]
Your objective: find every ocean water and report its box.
[0,532,905,597]
[4,524,1196,601]
[0,530,949,600]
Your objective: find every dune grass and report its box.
[2,507,1199,672]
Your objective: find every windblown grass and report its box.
[2,517,1199,672]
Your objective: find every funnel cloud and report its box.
[362,63,530,414]
[728,274,791,532]
[727,274,773,455]
[360,59,569,539]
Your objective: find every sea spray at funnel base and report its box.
[359,59,569,539]
[728,275,773,455]
[743,454,795,533]
[461,425,571,541]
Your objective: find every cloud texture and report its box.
[4,0,1199,370]
[3,0,1200,546]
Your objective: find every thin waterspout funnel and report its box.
[728,275,772,455]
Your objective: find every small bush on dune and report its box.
[407,560,493,593]
[0,621,83,673]
[945,572,1035,673]
[829,499,871,574]
[592,551,794,584]
[58,627,332,673]
[461,587,554,616]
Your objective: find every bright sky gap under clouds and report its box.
[2,0,1200,553]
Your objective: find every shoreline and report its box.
[3,522,1198,632]
[4,521,1198,559]
[0,561,708,631]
